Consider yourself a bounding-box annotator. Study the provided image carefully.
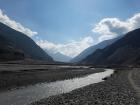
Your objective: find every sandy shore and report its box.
[31,69,139,105]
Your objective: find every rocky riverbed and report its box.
[31,69,139,105]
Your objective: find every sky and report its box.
[0,0,140,57]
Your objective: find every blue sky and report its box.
[0,0,140,57]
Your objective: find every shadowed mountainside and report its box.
[71,36,122,63]
[0,22,53,62]
[81,28,140,66]
[0,35,24,61]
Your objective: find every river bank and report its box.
[0,64,104,91]
[31,69,139,105]
[0,69,113,105]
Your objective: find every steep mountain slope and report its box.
[0,22,53,62]
[0,35,24,61]
[81,28,140,66]
[47,51,72,62]
[71,36,121,63]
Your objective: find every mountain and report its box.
[71,36,121,63]
[47,51,72,62]
[81,28,140,66]
[0,22,53,62]
[0,35,25,61]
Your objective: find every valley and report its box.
[0,3,140,104]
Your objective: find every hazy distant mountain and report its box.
[47,51,72,62]
[0,22,53,62]
[71,36,121,63]
[81,28,140,66]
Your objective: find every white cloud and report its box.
[37,36,94,57]
[0,9,37,37]
[92,13,140,42]
[98,35,116,42]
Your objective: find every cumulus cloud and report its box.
[0,9,37,37]
[92,13,140,42]
[37,36,94,57]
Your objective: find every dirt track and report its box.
[128,69,140,104]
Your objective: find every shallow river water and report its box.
[0,69,114,105]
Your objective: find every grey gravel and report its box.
[31,69,139,105]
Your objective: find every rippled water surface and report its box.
[0,69,114,105]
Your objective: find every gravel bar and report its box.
[31,69,139,105]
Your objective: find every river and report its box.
[0,69,114,105]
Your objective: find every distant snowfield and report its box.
[0,69,114,105]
